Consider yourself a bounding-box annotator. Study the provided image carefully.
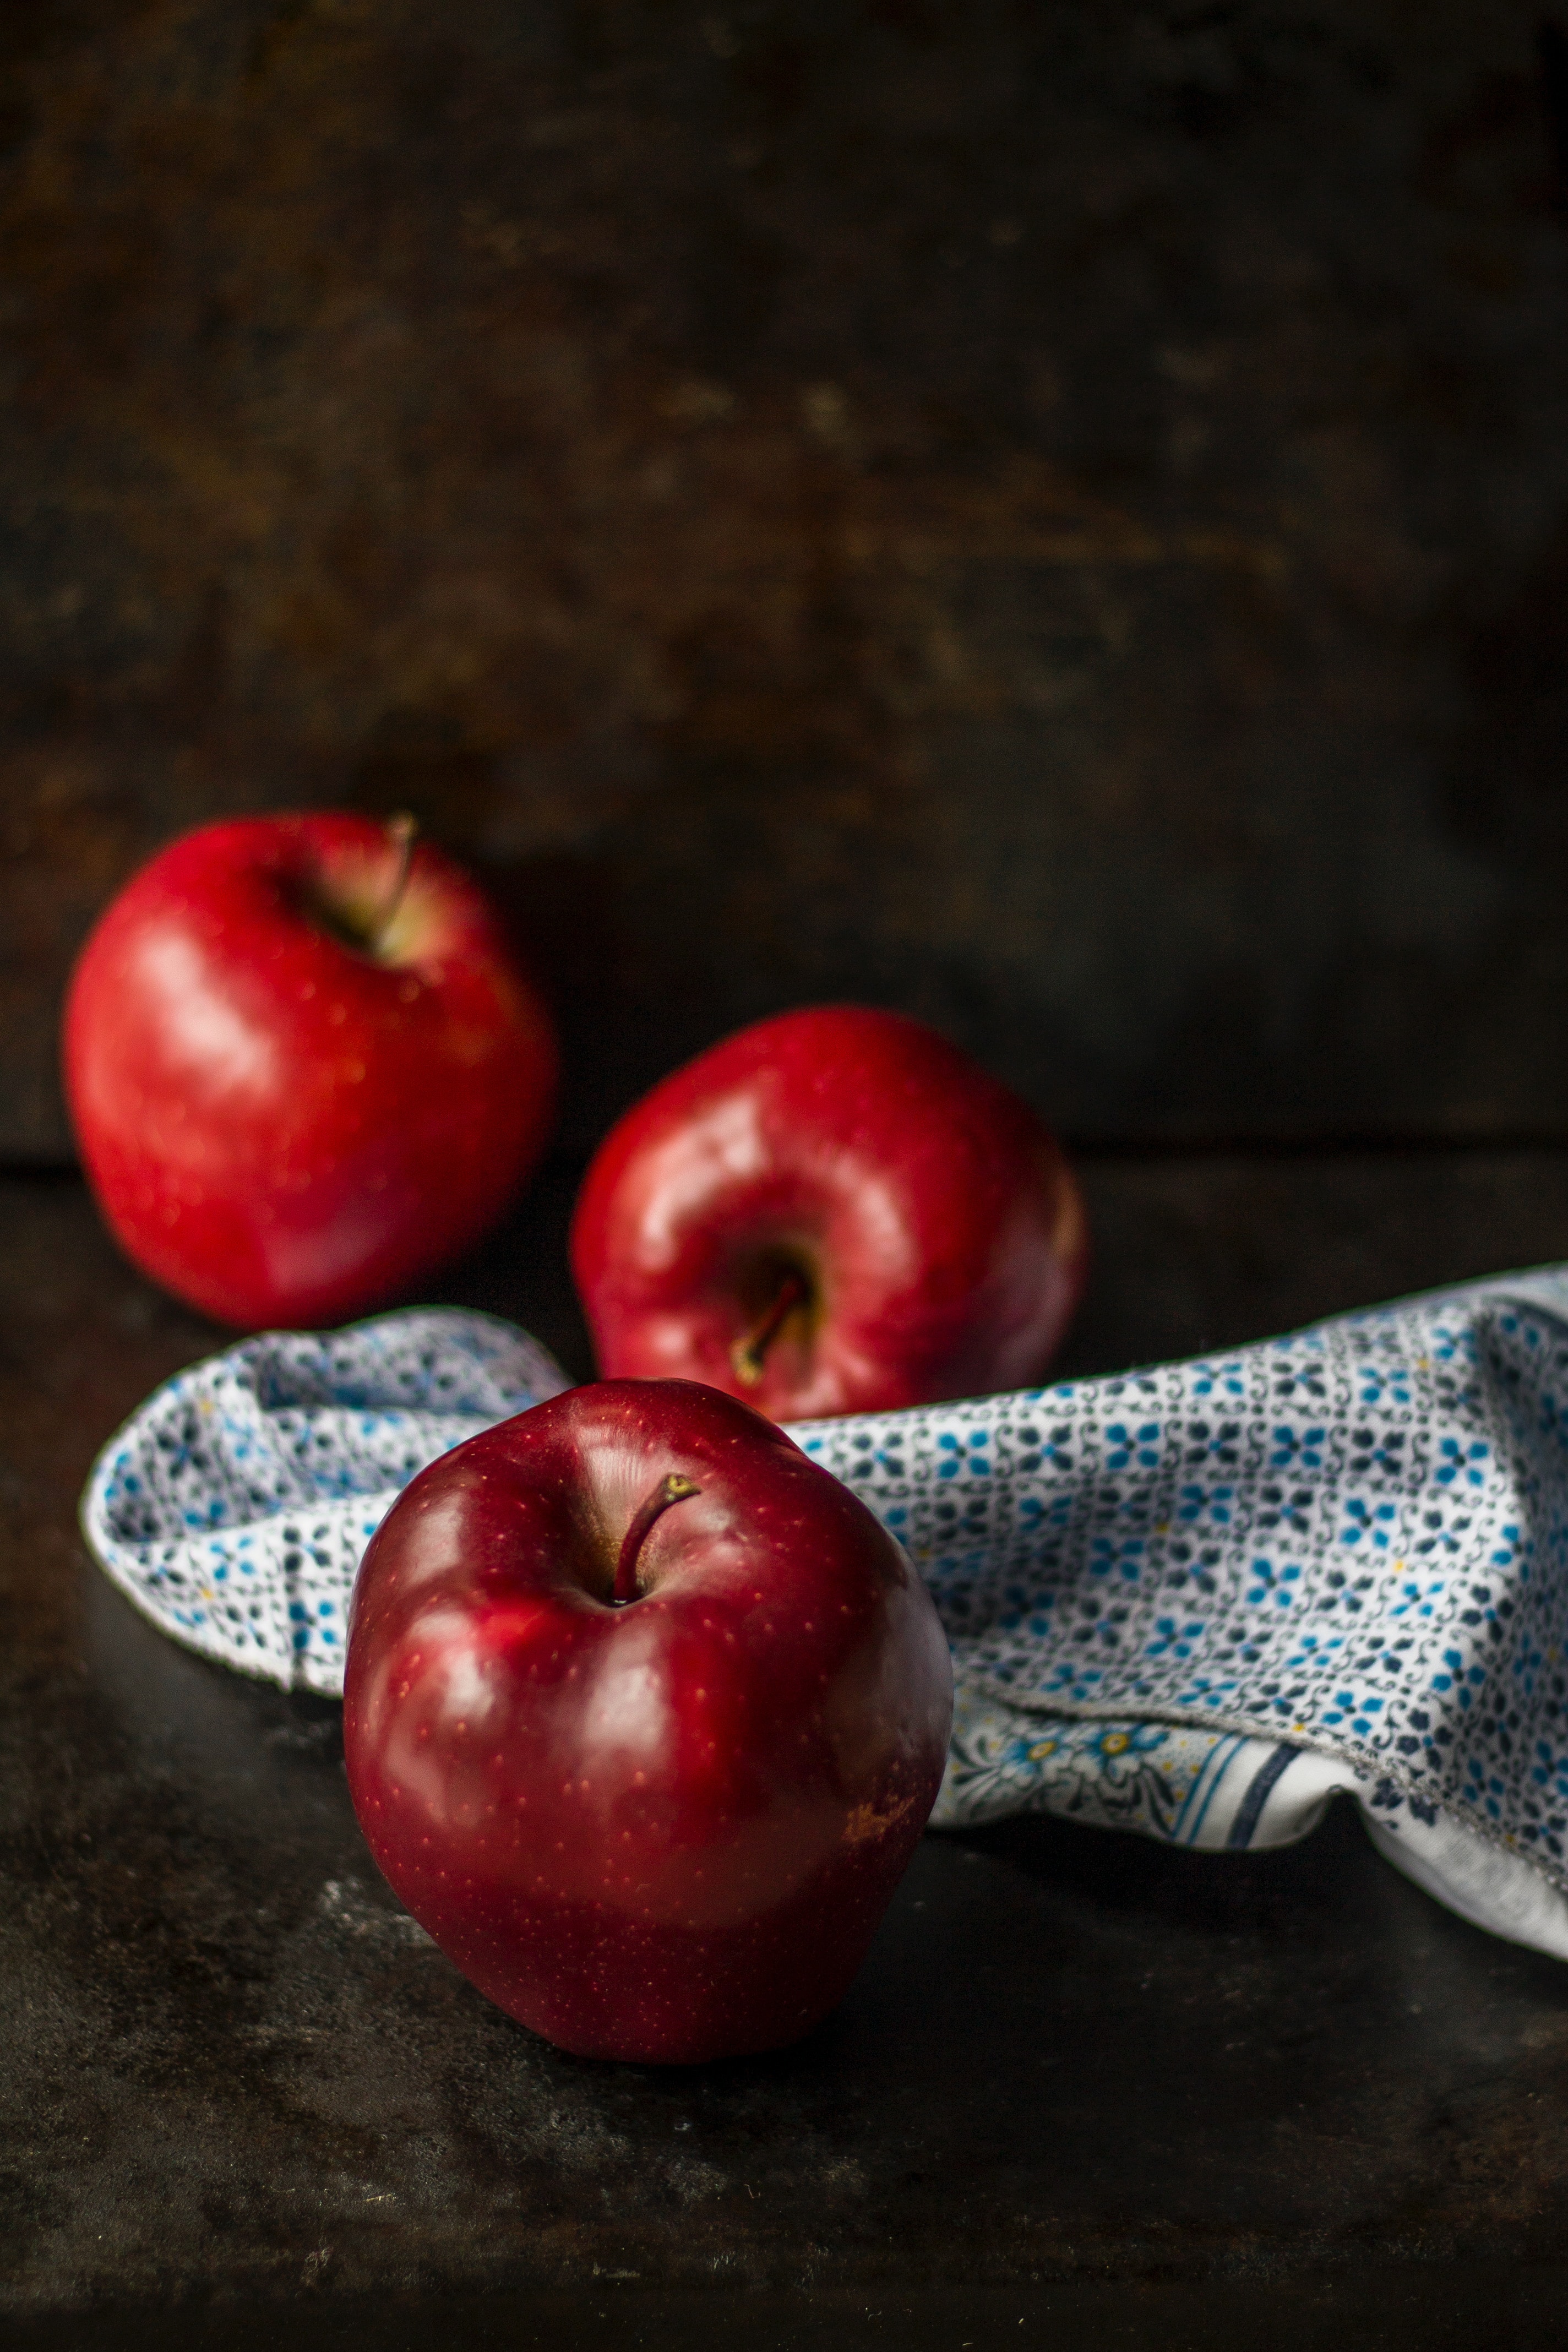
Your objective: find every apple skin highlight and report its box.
[571,1004,1088,1420]
[64,812,558,1329]
[343,1380,954,2065]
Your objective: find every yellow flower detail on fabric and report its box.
[1100,1732,1131,1755]
[1027,1738,1058,1761]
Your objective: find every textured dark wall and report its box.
[3,0,1566,1159]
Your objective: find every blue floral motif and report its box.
[940,1697,1195,1833]
[795,1270,1568,1894]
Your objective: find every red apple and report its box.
[342,1377,953,2063]
[63,812,558,1329]
[571,1004,1087,1420]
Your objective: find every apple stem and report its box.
[731,1268,809,1387]
[372,812,418,948]
[614,1472,701,1605]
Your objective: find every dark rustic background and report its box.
[9,5,1568,2346]
[4,0,1567,1163]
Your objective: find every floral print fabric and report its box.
[81,1270,1568,1958]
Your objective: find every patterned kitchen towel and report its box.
[79,1309,573,1693]
[81,1268,1568,1961]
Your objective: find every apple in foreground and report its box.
[64,812,558,1328]
[571,1004,1087,1421]
[342,1378,954,2063]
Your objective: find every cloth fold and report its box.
[81,1268,1568,1961]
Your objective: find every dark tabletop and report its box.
[6,1152,1568,2351]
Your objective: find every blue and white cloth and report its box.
[81,1270,1568,1962]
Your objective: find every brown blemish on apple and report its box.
[841,1794,916,1847]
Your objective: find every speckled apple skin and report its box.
[570,1004,1087,1420]
[64,813,558,1327]
[343,1380,954,2064]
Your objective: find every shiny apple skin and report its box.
[342,1379,954,2064]
[570,1005,1088,1420]
[63,813,558,1328]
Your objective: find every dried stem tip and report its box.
[732,1268,809,1387]
[614,1472,701,1605]
[373,812,418,943]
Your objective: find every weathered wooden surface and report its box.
[5,1159,1568,2347]
[3,1,1568,1158]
